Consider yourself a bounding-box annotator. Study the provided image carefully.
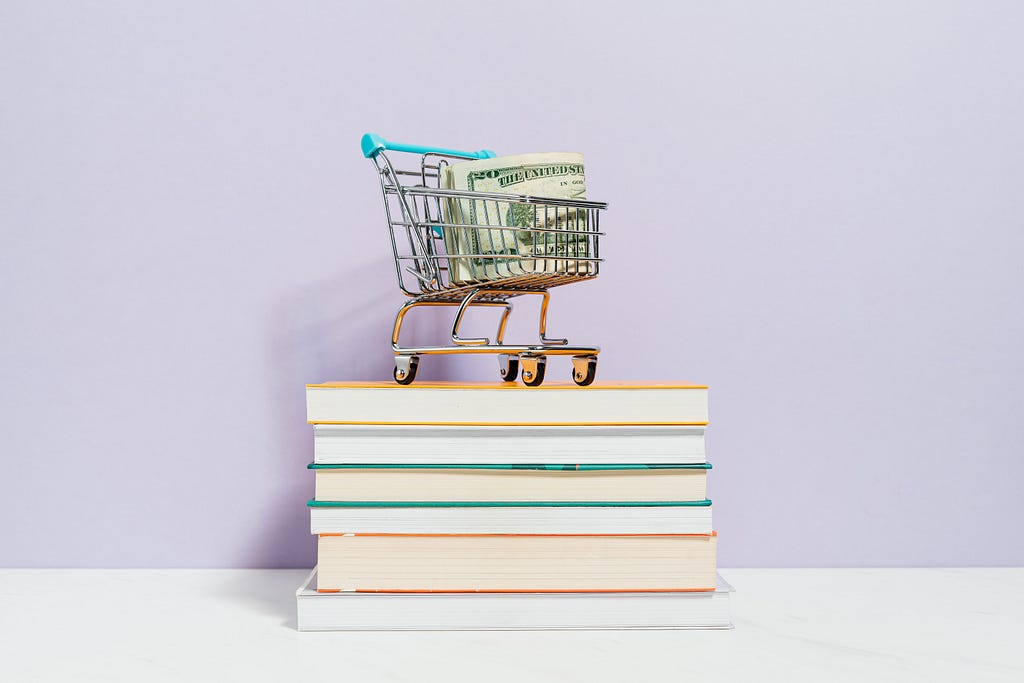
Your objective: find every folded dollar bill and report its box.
[441,152,591,284]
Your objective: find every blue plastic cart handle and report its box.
[361,132,496,160]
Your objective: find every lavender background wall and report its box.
[2,2,1022,568]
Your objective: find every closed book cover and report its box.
[310,463,711,502]
[313,425,707,464]
[306,381,709,426]
[316,533,718,592]
[296,569,734,631]
[308,499,713,534]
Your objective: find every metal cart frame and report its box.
[362,133,607,387]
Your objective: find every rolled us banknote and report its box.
[441,152,589,284]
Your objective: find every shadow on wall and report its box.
[251,257,418,568]
[250,257,522,568]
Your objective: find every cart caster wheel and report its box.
[499,354,519,382]
[393,356,419,385]
[571,355,598,387]
[520,356,547,387]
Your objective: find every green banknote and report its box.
[441,152,590,284]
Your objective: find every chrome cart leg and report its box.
[495,302,517,382]
[571,355,598,387]
[495,303,513,345]
[520,355,547,387]
[538,291,567,346]
[451,289,489,346]
[395,297,513,351]
[498,353,519,382]
[393,355,419,385]
[391,300,419,348]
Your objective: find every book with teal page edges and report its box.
[308,462,713,533]
[308,463,712,500]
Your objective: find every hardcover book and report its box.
[310,463,711,501]
[306,381,709,426]
[316,533,718,592]
[312,425,707,464]
[308,500,713,534]
[297,569,734,630]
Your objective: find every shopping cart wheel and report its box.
[520,355,546,387]
[393,355,419,385]
[571,356,598,386]
[498,354,519,382]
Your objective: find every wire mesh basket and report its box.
[363,133,608,386]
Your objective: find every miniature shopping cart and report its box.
[362,133,607,387]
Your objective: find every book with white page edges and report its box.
[312,424,706,464]
[296,569,734,630]
[308,501,714,535]
[305,381,709,426]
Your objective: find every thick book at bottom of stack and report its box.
[297,569,733,630]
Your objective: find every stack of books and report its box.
[296,381,732,630]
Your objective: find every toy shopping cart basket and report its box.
[362,133,607,387]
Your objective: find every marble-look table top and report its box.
[1,568,1020,682]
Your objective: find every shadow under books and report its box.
[235,260,419,624]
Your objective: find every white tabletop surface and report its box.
[1,568,1020,682]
